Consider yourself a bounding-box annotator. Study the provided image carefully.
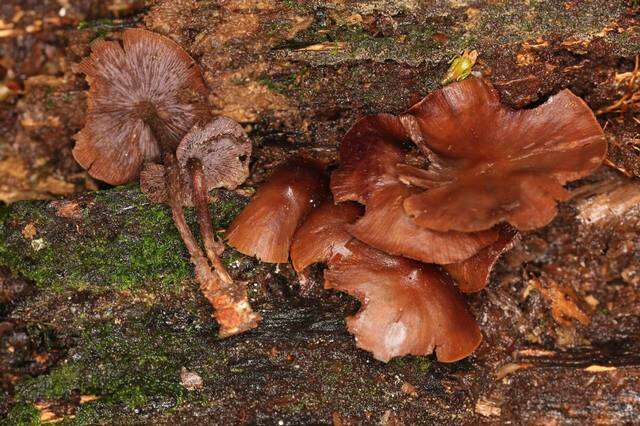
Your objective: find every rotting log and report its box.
[1,0,640,423]
[1,169,640,424]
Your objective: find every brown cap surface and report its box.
[331,113,499,265]
[443,225,520,293]
[290,200,363,273]
[226,159,328,263]
[324,240,482,363]
[400,77,606,232]
[140,117,251,205]
[73,28,208,185]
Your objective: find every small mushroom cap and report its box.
[73,28,208,185]
[324,240,482,363]
[290,200,363,273]
[347,182,499,264]
[226,158,328,263]
[443,225,520,293]
[177,117,251,191]
[140,117,251,205]
[400,77,606,232]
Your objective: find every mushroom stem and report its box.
[163,153,259,336]
[141,104,260,336]
[187,157,233,284]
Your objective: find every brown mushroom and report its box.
[347,182,499,264]
[331,114,499,264]
[443,225,520,293]
[324,239,482,363]
[290,199,363,273]
[226,158,328,263]
[73,29,259,337]
[73,28,208,185]
[399,77,607,232]
[140,117,251,206]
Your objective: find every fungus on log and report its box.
[290,199,363,274]
[226,158,328,263]
[399,77,607,232]
[325,240,482,363]
[288,197,482,362]
[443,225,520,293]
[73,28,259,337]
[73,28,208,185]
[141,117,252,283]
[331,114,499,265]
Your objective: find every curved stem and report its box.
[140,104,260,336]
[187,158,233,284]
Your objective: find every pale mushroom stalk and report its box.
[187,157,233,284]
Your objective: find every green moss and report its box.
[17,364,80,401]
[2,403,39,426]
[0,187,246,292]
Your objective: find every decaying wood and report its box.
[1,0,640,423]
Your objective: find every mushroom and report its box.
[324,239,482,363]
[226,158,328,263]
[73,29,259,336]
[73,28,208,185]
[290,199,362,274]
[443,225,520,293]
[331,114,500,265]
[398,77,607,233]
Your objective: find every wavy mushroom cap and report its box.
[226,159,329,263]
[73,28,208,185]
[347,182,499,264]
[140,117,251,205]
[331,114,500,265]
[324,240,482,363]
[400,77,606,232]
[290,200,363,273]
[331,114,407,204]
[443,225,520,293]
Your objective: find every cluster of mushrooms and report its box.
[73,29,259,337]
[226,78,606,362]
[73,28,607,363]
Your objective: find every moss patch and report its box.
[0,187,247,292]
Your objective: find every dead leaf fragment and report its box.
[180,367,203,390]
[530,277,590,326]
[80,395,100,404]
[50,200,84,220]
[584,365,617,372]
[401,382,418,397]
[475,396,501,417]
[22,223,36,240]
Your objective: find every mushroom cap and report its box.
[331,114,500,265]
[443,225,520,293]
[140,117,251,205]
[290,200,363,273]
[347,182,499,264]
[226,158,328,263]
[324,239,482,363]
[73,28,208,185]
[331,114,407,204]
[177,117,251,190]
[400,77,606,232]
